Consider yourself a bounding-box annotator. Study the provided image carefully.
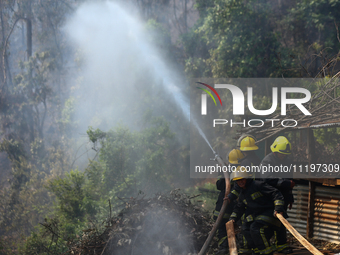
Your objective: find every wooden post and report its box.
[264,137,272,157]
[299,130,304,147]
[306,129,315,164]
[265,139,269,156]
[306,181,315,239]
[306,128,315,239]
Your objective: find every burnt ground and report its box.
[280,237,340,255]
[65,190,340,255]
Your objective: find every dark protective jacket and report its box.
[230,179,285,223]
[227,182,241,202]
[260,152,294,208]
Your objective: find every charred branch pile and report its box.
[65,190,213,255]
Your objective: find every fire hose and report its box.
[198,153,231,255]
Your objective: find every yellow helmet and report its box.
[270,136,292,155]
[230,166,253,181]
[237,134,256,148]
[239,136,259,151]
[228,149,244,164]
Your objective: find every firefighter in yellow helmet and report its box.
[228,148,244,164]
[228,134,261,254]
[229,166,286,255]
[238,135,261,168]
[260,136,295,254]
[213,149,244,255]
[237,134,257,148]
[270,136,292,159]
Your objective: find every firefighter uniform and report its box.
[213,149,244,254]
[260,152,294,212]
[229,177,286,255]
[235,135,262,254]
[260,136,295,254]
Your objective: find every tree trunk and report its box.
[0,0,13,88]
[25,18,32,59]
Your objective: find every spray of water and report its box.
[192,118,215,153]
[65,1,215,158]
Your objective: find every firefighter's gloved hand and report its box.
[228,219,238,229]
[288,202,293,210]
[229,218,237,225]
[274,211,283,218]
[223,196,230,203]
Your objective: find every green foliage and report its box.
[314,127,340,148]
[146,19,172,50]
[11,53,54,140]
[290,0,340,48]
[60,97,77,134]
[86,117,177,197]
[184,0,288,78]
[20,116,184,253]
[21,232,55,255]
[48,170,96,221]
[87,127,107,149]
[0,34,73,248]
[183,0,340,78]
[20,220,69,255]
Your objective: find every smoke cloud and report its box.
[65,1,189,133]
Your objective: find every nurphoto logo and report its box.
[196,81,312,128]
[198,83,311,116]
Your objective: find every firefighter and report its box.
[213,149,244,255]
[260,136,295,254]
[228,166,286,255]
[238,135,261,168]
[228,134,260,203]
[230,134,261,254]
[231,134,261,202]
[227,134,261,204]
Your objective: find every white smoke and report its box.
[65,1,189,135]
